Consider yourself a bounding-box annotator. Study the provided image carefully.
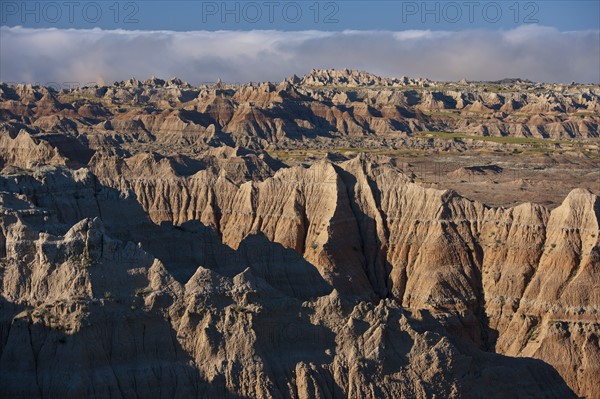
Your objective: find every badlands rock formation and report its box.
[0,71,599,398]
[1,69,599,157]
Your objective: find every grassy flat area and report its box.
[267,131,599,163]
[414,131,573,145]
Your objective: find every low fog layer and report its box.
[1,25,599,85]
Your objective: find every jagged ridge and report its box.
[0,153,598,397]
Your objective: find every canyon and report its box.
[0,70,599,398]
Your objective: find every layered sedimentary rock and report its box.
[0,71,599,398]
[1,70,598,160]
[0,151,598,398]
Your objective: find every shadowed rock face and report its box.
[0,71,598,398]
[0,155,597,398]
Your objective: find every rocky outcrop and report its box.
[1,71,598,159]
[0,70,598,398]
[0,195,579,399]
[1,151,598,397]
[299,68,431,88]
[0,130,67,169]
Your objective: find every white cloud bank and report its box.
[1,25,599,85]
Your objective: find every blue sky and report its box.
[1,1,599,31]
[1,1,599,84]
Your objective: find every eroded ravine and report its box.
[0,152,597,397]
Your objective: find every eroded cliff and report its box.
[0,72,599,399]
